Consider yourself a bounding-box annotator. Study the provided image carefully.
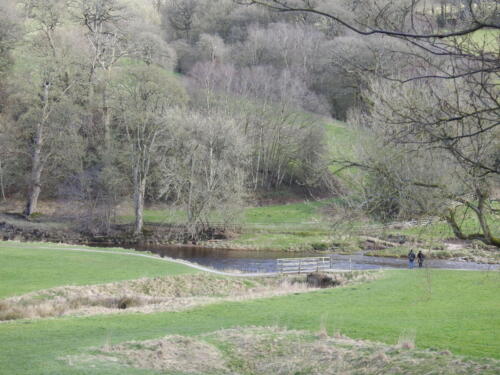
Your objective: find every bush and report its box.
[311,242,329,251]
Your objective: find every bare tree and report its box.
[238,1,498,37]
[162,109,249,233]
[70,0,130,150]
[188,61,331,191]
[197,33,228,63]
[347,73,499,245]
[239,0,499,244]
[14,0,84,217]
[0,1,21,202]
[113,65,188,235]
[0,0,20,85]
[127,25,177,69]
[237,1,499,164]
[161,0,199,41]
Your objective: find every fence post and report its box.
[299,259,302,274]
[330,255,333,270]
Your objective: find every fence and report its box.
[276,256,333,274]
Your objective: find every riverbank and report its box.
[1,199,499,265]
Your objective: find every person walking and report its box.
[408,249,416,269]
[417,250,425,268]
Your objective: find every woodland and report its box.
[0,0,498,246]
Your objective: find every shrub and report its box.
[311,242,329,251]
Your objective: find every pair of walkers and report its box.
[408,249,425,269]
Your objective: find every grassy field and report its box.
[0,243,499,373]
[0,242,196,299]
[0,253,498,374]
[134,199,333,226]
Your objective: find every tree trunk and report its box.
[102,85,112,154]
[133,167,146,236]
[24,83,50,217]
[444,210,467,240]
[445,199,500,248]
[187,156,196,223]
[24,130,44,217]
[474,189,500,247]
[0,159,6,202]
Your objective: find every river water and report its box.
[129,245,499,273]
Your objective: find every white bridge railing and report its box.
[276,256,333,274]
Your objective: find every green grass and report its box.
[227,231,333,251]
[323,119,361,176]
[392,203,500,241]
[324,119,354,156]
[0,269,498,374]
[244,200,332,225]
[225,200,339,251]
[0,242,197,298]
[118,200,340,251]
[125,197,335,226]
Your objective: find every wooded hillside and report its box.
[0,0,498,245]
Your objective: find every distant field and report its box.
[244,200,333,225]
[118,196,500,253]
[125,200,338,251]
[123,199,332,225]
[0,242,196,298]
[0,265,498,374]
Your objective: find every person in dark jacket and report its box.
[417,251,425,268]
[408,249,416,269]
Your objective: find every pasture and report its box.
[0,242,499,374]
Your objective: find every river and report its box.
[128,244,499,273]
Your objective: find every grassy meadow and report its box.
[0,242,499,374]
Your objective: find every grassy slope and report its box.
[324,119,357,172]
[138,196,334,225]
[244,200,330,224]
[0,268,498,374]
[0,242,196,299]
